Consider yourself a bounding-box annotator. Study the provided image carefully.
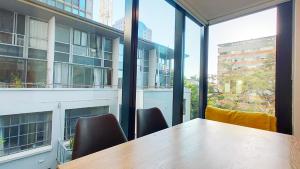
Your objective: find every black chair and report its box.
[72,114,127,160]
[136,107,169,138]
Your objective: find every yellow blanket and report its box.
[205,106,277,132]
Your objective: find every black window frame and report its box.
[120,0,293,139]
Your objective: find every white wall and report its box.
[0,89,119,169]
[293,0,300,138]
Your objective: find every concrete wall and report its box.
[293,0,300,138]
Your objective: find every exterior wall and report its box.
[0,2,192,169]
[293,0,300,138]
[0,89,119,169]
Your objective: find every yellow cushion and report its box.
[205,106,277,132]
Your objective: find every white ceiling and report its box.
[176,0,290,25]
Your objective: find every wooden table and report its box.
[58,119,300,169]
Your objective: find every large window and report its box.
[0,9,47,88]
[136,0,175,126]
[0,111,52,157]
[208,8,277,115]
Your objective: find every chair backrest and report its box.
[72,114,127,160]
[137,107,168,138]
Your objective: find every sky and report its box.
[93,1,276,78]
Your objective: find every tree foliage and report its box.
[208,55,275,115]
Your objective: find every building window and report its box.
[72,65,93,88]
[0,111,52,157]
[0,57,25,88]
[64,106,109,140]
[26,60,47,88]
[29,19,48,51]
[54,62,70,87]
[73,30,81,46]
[73,29,87,56]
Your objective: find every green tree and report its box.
[208,54,275,115]
[184,77,199,119]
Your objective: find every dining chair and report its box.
[72,114,127,160]
[136,107,169,138]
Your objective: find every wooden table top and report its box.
[58,119,300,169]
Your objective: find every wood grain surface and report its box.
[58,119,300,169]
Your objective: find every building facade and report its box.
[0,1,190,169]
[113,18,153,41]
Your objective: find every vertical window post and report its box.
[120,0,139,140]
[172,9,185,126]
[276,1,293,134]
[199,26,208,119]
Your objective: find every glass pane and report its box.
[104,52,112,60]
[72,0,79,6]
[17,14,25,35]
[208,8,277,115]
[184,17,201,121]
[73,45,87,56]
[0,44,23,57]
[103,38,112,52]
[0,0,126,164]
[0,9,14,33]
[73,55,94,65]
[28,48,47,60]
[0,32,13,44]
[136,0,175,126]
[29,19,48,49]
[73,30,81,45]
[0,57,25,88]
[0,111,52,157]
[103,69,111,86]
[55,42,70,53]
[55,52,69,62]
[81,32,87,46]
[26,60,47,88]
[55,25,70,43]
[73,65,93,87]
[79,0,85,10]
